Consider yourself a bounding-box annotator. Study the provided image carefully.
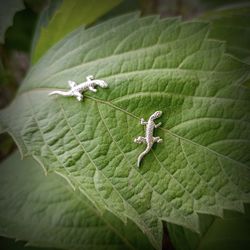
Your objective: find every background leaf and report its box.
[201,3,250,63]
[0,236,53,250]
[32,0,122,63]
[0,13,250,249]
[0,0,24,43]
[200,0,250,9]
[4,4,38,52]
[31,0,63,58]
[0,152,154,250]
[167,204,250,250]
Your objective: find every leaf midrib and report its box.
[23,94,139,250]
[57,97,199,233]
[26,92,161,247]
[20,65,248,99]
[10,90,244,242]
[19,85,248,104]
[18,88,249,170]
[26,93,125,223]
[10,86,247,247]
[95,101,191,223]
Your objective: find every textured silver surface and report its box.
[134,111,163,167]
[48,75,108,101]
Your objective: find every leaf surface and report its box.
[32,0,122,63]
[0,13,250,249]
[0,152,154,250]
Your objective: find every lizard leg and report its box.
[88,86,97,92]
[154,122,162,128]
[140,118,148,125]
[75,92,83,101]
[154,137,163,143]
[134,136,146,144]
[68,80,77,88]
[86,75,94,81]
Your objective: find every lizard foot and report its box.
[140,118,147,125]
[154,137,163,143]
[88,86,97,92]
[76,96,83,101]
[134,136,146,144]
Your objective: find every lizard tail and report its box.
[48,90,71,96]
[137,145,151,167]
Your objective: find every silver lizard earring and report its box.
[48,75,108,101]
[134,111,163,167]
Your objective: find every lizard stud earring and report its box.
[134,111,163,167]
[48,75,108,101]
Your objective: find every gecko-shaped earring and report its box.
[48,75,108,101]
[134,111,163,167]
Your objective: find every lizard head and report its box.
[86,75,108,88]
[95,79,108,88]
[86,75,94,80]
[151,111,162,120]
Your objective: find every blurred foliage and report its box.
[157,0,204,19]
[168,204,250,250]
[100,0,140,20]
[31,0,62,58]
[32,0,122,63]
[0,134,15,162]
[5,7,37,52]
[200,0,250,8]
[201,3,250,63]
[0,0,41,167]
[0,236,55,250]
[0,1,40,105]
[0,0,24,43]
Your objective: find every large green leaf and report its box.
[0,13,250,249]
[201,3,250,62]
[0,152,154,250]
[168,204,250,250]
[32,0,122,63]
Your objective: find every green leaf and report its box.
[201,3,250,62]
[167,204,250,250]
[0,13,250,249]
[32,0,122,63]
[0,151,154,250]
[0,0,24,43]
